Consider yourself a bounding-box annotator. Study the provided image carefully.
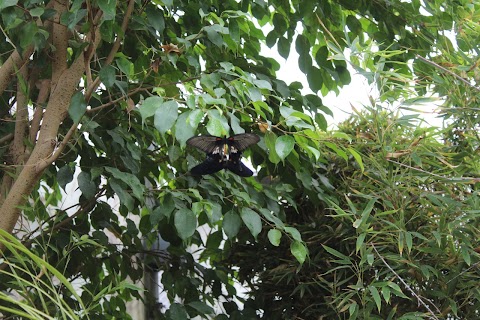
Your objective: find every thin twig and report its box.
[371,244,441,319]
[415,55,480,92]
[386,159,480,183]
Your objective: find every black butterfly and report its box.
[187,133,260,177]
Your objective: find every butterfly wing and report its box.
[188,133,259,177]
[187,135,223,154]
[226,160,254,177]
[225,151,254,177]
[228,133,260,152]
[190,155,224,175]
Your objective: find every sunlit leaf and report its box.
[275,135,295,160]
[138,96,162,123]
[290,240,307,264]
[267,229,282,246]
[154,100,178,134]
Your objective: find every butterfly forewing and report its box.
[229,133,260,152]
[186,135,223,154]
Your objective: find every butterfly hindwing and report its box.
[226,160,254,177]
[190,155,223,176]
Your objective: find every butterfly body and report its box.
[187,133,259,177]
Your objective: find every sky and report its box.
[261,42,446,129]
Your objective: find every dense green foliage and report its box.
[0,0,479,319]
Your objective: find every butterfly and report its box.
[187,133,260,177]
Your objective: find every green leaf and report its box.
[369,285,382,312]
[405,231,413,254]
[204,25,224,47]
[61,9,87,30]
[295,34,309,56]
[0,229,85,310]
[151,194,175,225]
[253,79,272,91]
[259,208,285,228]
[110,179,134,211]
[229,112,245,134]
[240,208,262,239]
[229,19,239,43]
[275,135,295,160]
[116,55,133,78]
[99,65,116,88]
[347,147,364,173]
[57,165,74,191]
[206,110,229,136]
[356,233,366,253]
[0,0,18,10]
[307,66,323,92]
[174,112,196,147]
[284,226,302,241]
[105,167,145,201]
[154,101,178,134]
[187,109,203,128]
[174,208,197,240]
[29,7,44,17]
[315,113,328,131]
[388,282,408,298]
[290,240,307,264]
[223,211,241,239]
[187,301,214,314]
[278,36,290,59]
[78,171,96,199]
[267,229,282,246]
[322,244,351,262]
[146,4,165,33]
[205,202,222,224]
[367,253,374,265]
[201,93,226,105]
[265,131,281,164]
[461,245,471,265]
[97,0,116,20]
[138,96,162,123]
[168,303,188,320]
[68,92,87,123]
[19,21,38,49]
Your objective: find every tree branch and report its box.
[0,48,34,98]
[85,0,136,101]
[50,0,69,92]
[0,1,88,242]
[29,79,51,144]
[10,63,29,168]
